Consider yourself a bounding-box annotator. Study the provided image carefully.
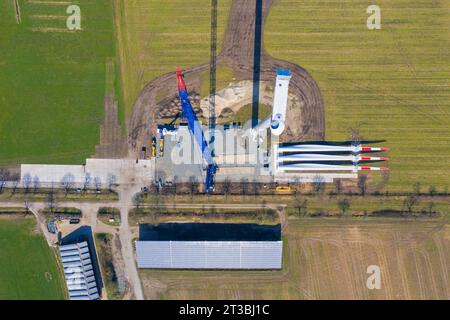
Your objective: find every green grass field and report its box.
[265,0,450,192]
[0,0,118,165]
[116,0,232,114]
[0,216,65,299]
[95,233,122,299]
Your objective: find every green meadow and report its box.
[265,0,450,192]
[0,217,65,299]
[0,0,118,165]
[116,0,232,114]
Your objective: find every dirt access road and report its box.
[128,0,325,154]
[0,189,145,300]
[0,199,285,300]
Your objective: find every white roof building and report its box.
[59,241,100,300]
[136,241,283,269]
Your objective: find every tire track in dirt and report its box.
[433,234,450,298]
[13,0,21,24]
[394,233,411,299]
[127,0,325,154]
[411,243,425,299]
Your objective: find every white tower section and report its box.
[270,69,291,136]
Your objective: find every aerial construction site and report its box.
[131,66,389,194]
[1,0,449,303]
[20,0,390,193]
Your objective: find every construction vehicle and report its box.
[151,136,157,157]
[275,185,294,194]
[159,136,164,157]
[69,218,80,224]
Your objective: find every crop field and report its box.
[0,216,65,299]
[0,0,118,165]
[116,0,233,114]
[264,0,450,192]
[140,219,450,299]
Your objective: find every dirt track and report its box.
[127,0,325,155]
[93,95,127,159]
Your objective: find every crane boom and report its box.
[176,68,216,192]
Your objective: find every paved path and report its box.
[117,184,144,300]
[0,197,284,300]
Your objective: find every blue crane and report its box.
[176,68,216,192]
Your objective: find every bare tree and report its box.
[61,173,75,196]
[132,192,144,210]
[427,202,435,217]
[412,182,421,196]
[32,175,40,193]
[12,179,20,195]
[22,173,32,194]
[312,175,325,195]
[94,176,102,192]
[0,169,9,193]
[292,177,300,188]
[222,178,231,197]
[188,175,198,198]
[338,198,351,216]
[46,184,58,213]
[357,174,368,196]
[403,195,419,215]
[251,179,259,196]
[428,185,437,197]
[258,200,268,222]
[240,178,249,195]
[107,174,117,192]
[173,175,179,194]
[156,170,167,184]
[294,194,308,216]
[83,173,92,191]
[0,177,5,194]
[334,178,342,195]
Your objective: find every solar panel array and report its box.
[59,242,100,300]
[136,241,283,269]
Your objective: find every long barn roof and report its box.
[59,241,99,300]
[136,241,283,269]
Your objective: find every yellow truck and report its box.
[151,136,157,157]
[159,137,164,157]
[275,185,294,194]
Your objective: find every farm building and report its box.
[59,241,100,300]
[136,240,283,269]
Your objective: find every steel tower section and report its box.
[270,69,292,136]
[209,0,217,155]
